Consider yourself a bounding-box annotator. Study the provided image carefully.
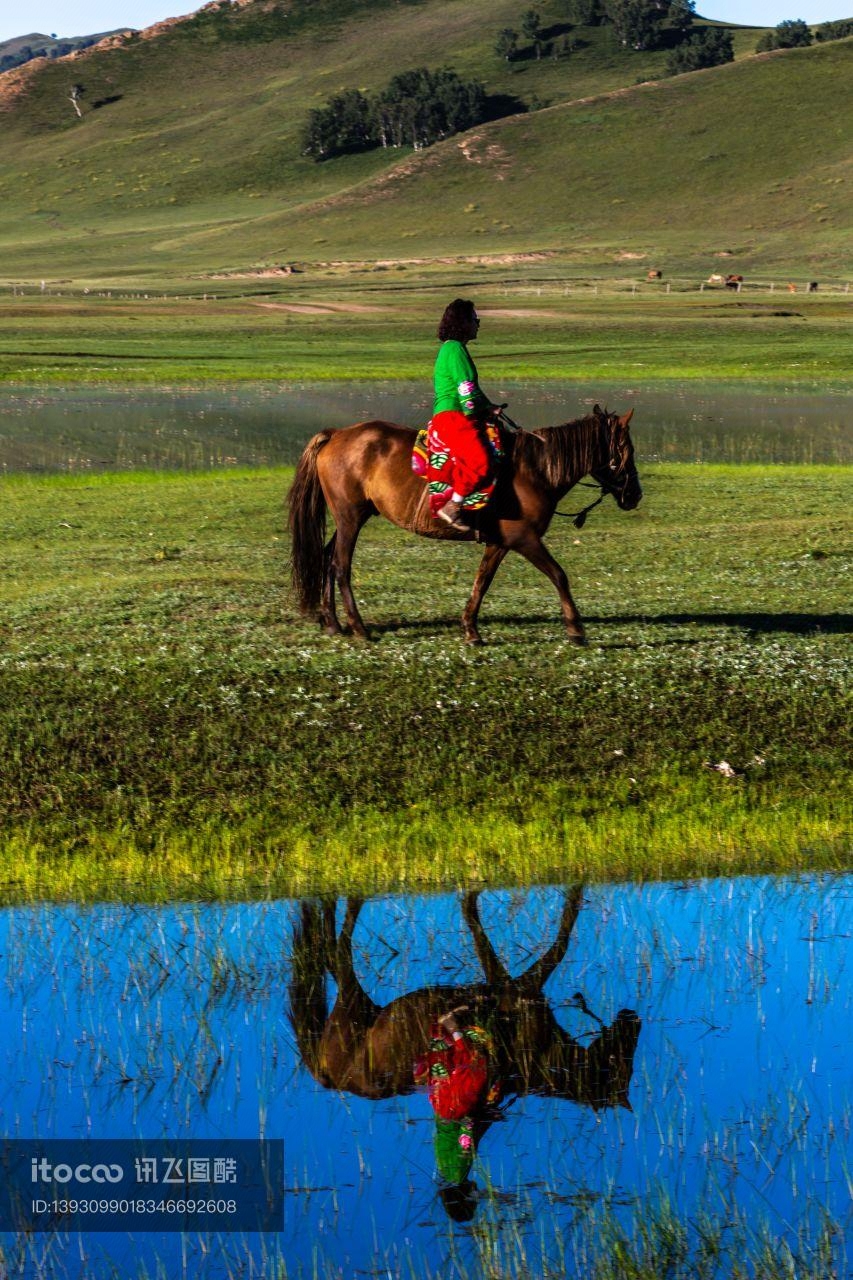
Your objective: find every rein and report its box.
[552,484,606,529]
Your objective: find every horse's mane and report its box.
[511,415,600,489]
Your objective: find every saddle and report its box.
[411,419,506,515]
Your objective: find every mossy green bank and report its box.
[1,463,849,901]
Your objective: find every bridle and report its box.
[493,407,636,529]
[557,411,635,528]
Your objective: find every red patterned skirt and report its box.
[411,412,503,516]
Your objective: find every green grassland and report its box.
[0,0,849,282]
[0,287,850,384]
[1,463,849,901]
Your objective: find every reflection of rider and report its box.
[432,299,504,531]
[413,1007,501,1213]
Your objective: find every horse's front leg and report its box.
[462,546,507,644]
[516,535,586,645]
[517,884,584,997]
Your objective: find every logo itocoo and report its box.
[31,1158,123,1184]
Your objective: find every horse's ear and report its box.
[593,403,603,417]
[622,408,634,427]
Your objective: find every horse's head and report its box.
[591,405,642,511]
[530,1005,642,1109]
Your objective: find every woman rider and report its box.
[431,299,504,530]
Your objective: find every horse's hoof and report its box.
[567,631,588,647]
[464,632,484,646]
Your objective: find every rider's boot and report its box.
[437,496,468,530]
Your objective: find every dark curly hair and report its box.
[438,298,477,342]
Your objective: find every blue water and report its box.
[0,875,849,1278]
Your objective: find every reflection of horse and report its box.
[288,407,641,645]
[289,889,641,1112]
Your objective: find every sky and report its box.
[0,0,851,44]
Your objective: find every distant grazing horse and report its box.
[288,406,641,644]
[289,888,641,1110]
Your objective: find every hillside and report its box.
[0,0,849,282]
[0,29,129,71]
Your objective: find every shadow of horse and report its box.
[366,610,852,640]
[289,888,640,1112]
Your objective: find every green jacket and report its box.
[432,340,492,419]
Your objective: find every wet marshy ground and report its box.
[0,381,849,473]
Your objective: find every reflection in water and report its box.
[290,890,641,1220]
[0,381,849,472]
[0,877,848,1278]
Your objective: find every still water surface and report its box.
[0,382,849,472]
[0,875,849,1278]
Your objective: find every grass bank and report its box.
[0,463,849,900]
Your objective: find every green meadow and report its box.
[0,287,850,385]
[1,462,849,901]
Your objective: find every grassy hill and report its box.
[0,0,849,282]
[0,29,128,70]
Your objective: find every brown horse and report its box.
[288,406,641,644]
[289,888,641,1111]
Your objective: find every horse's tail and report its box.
[288,431,334,617]
[288,900,335,1087]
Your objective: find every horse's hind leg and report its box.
[516,535,586,645]
[320,532,342,636]
[331,508,373,640]
[334,899,380,1022]
[462,546,507,645]
[461,892,512,986]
